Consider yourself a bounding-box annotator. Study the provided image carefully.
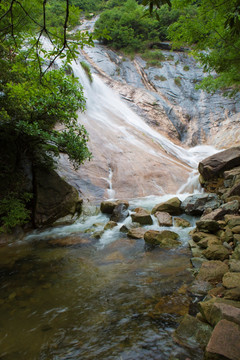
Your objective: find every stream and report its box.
[1,22,239,360]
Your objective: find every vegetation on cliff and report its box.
[0,0,92,232]
[96,0,240,95]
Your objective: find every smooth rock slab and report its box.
[154,211,172,226]
[144,230,180,247]
[206,319,240,360]
[196,260,228,283]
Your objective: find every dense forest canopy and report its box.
[96,0,240,96]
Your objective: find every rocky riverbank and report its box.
[98,146,240,359]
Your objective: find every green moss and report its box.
[183,65,190,71]
[174,77,181,86]
[154,75,167,81]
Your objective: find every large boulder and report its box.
[151,197,182,215]
[205,319,240,360]
[131,207,153,225]
[144,230,180,247]
[181,193,221,216]
[198,146,240,181]
[34,167,81,227]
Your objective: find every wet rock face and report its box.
[82,40,240,147]
[34,167,80,228]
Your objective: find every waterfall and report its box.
[41,36,218,199]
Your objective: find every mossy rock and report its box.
[144,230,180,247]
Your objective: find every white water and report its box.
[72,61,217,170]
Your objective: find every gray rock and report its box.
[110,203,129,222]
[154,211,172,226]
[181,193,221,216]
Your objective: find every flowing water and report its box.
[0,40,221,360]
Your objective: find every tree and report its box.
[141,0,240,96]
[0,0,93,231]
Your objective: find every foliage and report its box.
[141,0,240,95]
[0,0,93,231]
[154,75,167,81]
[174,77,181,86]
[94,0,180,52]
[80,61,93,82]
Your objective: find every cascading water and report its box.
[0,36,223,360]
[57,58,218,201]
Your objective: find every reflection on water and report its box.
[0,203,204,360]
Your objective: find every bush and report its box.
[174,77,182,86]
[155,75,167,81]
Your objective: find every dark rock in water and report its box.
[144,230,180,247]
[205,319,240,360]
[196,219,220,233]
[151,197,182,215]
[110,203,129,222]
[131,207,153,225]
[34,167,80,227]
[181,193,221,216]
[100,200,129,214]
[198,146,240,181]
[173,314,212,349]
[154,211,173,226]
